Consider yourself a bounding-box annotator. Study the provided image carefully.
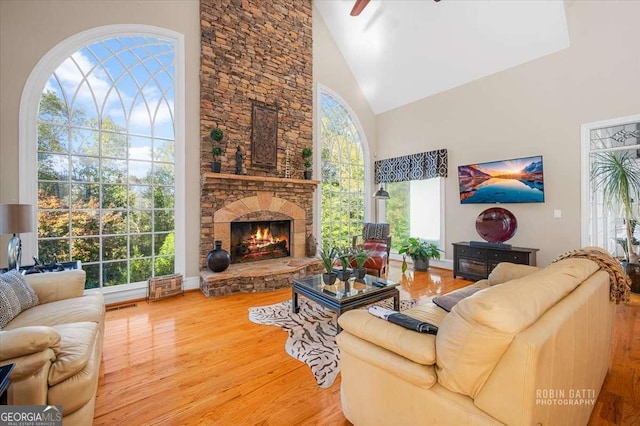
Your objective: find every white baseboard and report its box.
[99,275,200,305]
[388,255,453,271]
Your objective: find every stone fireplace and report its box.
[199,173,322,297]
[199,0,316,297]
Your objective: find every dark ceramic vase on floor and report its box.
[207,240,231,273]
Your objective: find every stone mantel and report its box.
[202,172,319,187]
[200,172,319,279]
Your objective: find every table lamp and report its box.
[0,204,33,270]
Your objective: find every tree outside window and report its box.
[320,92,365,249]
[36,36,176,289]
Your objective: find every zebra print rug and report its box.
[248,297,418,388]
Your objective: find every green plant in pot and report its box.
[319,246,338,285]
[210,128,224,173]
[591,150,640,293]
[350,248,372,279]
[336,247,352,282]
[399,238,442,272]
[302,147,312,180]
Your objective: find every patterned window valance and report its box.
[375,149,448,183]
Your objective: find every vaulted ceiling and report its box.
[314,0,570,114]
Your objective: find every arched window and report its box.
[21,26,184,290]
[319,90,367,249]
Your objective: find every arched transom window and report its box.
[36,35,176,289]
[320,91,366,248]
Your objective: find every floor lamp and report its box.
[0,204,33,270]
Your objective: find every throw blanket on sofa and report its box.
[552,248,631,304]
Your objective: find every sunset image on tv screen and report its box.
[457,155,544,204]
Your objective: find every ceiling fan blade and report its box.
[350,0,370,16]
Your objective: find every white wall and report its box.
[375,1,640,266]
[312,5,378,225]
[0,0,201,277]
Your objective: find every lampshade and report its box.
[373,184,390,200]
[0,204,34,234]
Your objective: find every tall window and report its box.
[36,35,177,289]
[320,91,366,249]
[584,117,640,258]
[386,178,442,252]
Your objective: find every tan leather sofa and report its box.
[337,258,616,425]
[0,270,104,426]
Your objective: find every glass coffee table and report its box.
[292,274,399,332]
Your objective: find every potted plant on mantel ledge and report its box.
[210,127,224,173]
[302,147,313,180]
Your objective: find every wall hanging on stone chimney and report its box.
[251,101,278,168]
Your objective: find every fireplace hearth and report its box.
[230,220,291,263]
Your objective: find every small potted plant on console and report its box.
[210,127,224,173]
[399,238,443,272]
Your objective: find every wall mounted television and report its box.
[457,155,545,204]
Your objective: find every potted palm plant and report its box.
[399,238,442,272]
[210,128,224,173]
[319,246,338,285]
[336,247,352,282]
[350,248,371,279]
[591,150,640,292]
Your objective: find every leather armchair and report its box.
[351,223,391,259]
[352,223,391,276]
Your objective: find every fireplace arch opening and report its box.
[230,220,291,263]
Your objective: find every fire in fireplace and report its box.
[230,220,291,263]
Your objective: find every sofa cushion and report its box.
[432,286,482,312]
[338,306,443,366]
[0,326,61,360]
[25,270,85,305]
[487,262,541,286]
[4,292,104,330]
[436,258,600,398]
[48,322,98,386]
[0,271,39,329]
[362,223,389,240]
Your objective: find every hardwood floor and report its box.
[94,262,640,425]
